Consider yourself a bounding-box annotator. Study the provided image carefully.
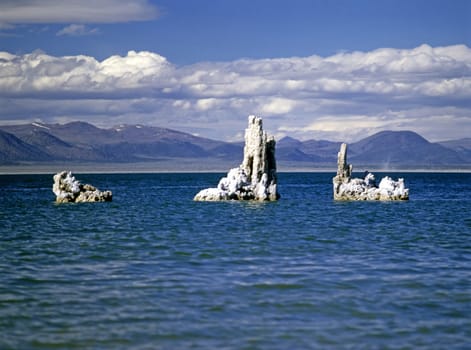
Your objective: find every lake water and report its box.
[1,172,470,349]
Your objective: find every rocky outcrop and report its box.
[333,143,409,200]
[194,115,280,201]
[53,171,112,203]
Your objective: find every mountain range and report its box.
[1,121,470,170]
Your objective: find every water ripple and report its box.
[0,173,470,349]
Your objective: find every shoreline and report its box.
[1,162,470,175]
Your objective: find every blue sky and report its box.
[2,0,470,63]
[0,0,470,142]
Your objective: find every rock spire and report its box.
[194,115,279,201]
[332,143,409,200]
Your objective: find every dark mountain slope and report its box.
[0,130,49,162]
[20,129,111,161]
[299,139,342,161]
[0,122,240,163]
[277,137,320,161]
[278,136,304,149]
[205,142,243,160]
[98,140,210,161]
[0,123,469,168]
[277,137,337,162]
[349,131,463,166]
[439,138,471,150]
[439,138,471,161]
[51,121,118,145]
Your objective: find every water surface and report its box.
[1,172,470,349]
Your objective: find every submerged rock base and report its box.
[53,171,112,203]
[333,143,409,200]
[194,115,280,201]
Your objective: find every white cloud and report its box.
[260,98,298,115]
[0,45,470,142]
[56,24,99,36]
[0,0,158,26]
[196,98,220,111]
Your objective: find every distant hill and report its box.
[0,122,242,163]
[0,122,470,169]
[278,137,341,163]
[277,130,470,168]
[0,129,49,163]
[277,137,333,162]
[348,131,464,167]
[438,138,471,162]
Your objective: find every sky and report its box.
[0,0,470,142]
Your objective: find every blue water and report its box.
[0,172,470,349]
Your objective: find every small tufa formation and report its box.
[333,143,409,200]
[194,115,280,201]
[53,171,112,203]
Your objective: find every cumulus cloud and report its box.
[0,44,470,141]
[0,0,158,26]
[260,98,298,115]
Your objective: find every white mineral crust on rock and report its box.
[194,115,280,201]
[333,143,409,200]
[53,171,112,203]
